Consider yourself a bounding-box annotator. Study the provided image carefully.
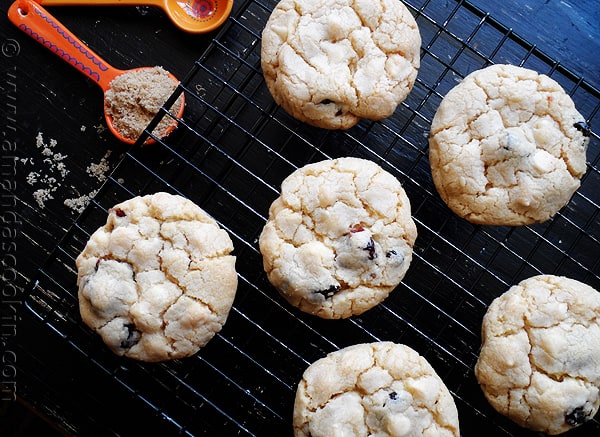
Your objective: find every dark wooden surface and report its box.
[469,0,600,89]
[1,0,599,435]
[1,4,213,436]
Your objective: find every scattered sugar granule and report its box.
[56,161,69,178]
[80,125,86,132]
[32,188,55,209]
[36,132,58,154]
[64,189,98,214]
[64,150,113,213]
[44,176,57,185]
[27,133,65,208]
[26,132,114,213]
[26,171,39,185]
[62,151,112,213]
[86,150,111,182]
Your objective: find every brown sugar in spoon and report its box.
[8,0,185,145]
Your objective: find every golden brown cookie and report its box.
[261,0,421,129]
[294,342,460,436]
[259,157,417,319]
[76,192,237,362]
[429,64,589,225]
[475,275,600,434]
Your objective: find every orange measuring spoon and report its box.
[8,0,185,145]
[38,0,233,34]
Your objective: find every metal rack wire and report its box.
[26,0,600,435]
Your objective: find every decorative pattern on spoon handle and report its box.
[18,7,108,82]
[8,0,116,88]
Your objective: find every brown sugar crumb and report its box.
[64,189,98,214]
[86,150,111,182]
[33,187,56,209]
[64,151,113,213]
[104,66,183,141]
[26,132,67,208]
[24,133,116,213]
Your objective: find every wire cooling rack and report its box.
[26,0,600,435]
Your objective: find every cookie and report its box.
[259,157,417,319]
[294,342,460,436]
[261,0,421,129]
[76,192,237,362]
[429,64,589,225]
[475,275,600,434]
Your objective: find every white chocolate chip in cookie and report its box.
[429,64,589,225]
[261,0,421,129]
[475,275,600,435]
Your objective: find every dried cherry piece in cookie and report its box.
[573,121,591,137]
[350,224,365,233]
[313,285,341,299]
[385,249,405,269]
[363,237,376,260]
[120,323,141,349]
[565,404,594,427]
[338,226,378,266]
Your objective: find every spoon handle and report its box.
[8,0,122,90]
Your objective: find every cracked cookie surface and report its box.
[475,275,600,434]
[293,342,460,436]
[261,0,421,129]
[76,192,237,362]
[258,157,417,319]
[429,64,589,225]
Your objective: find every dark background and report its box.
[1,0,599,436]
